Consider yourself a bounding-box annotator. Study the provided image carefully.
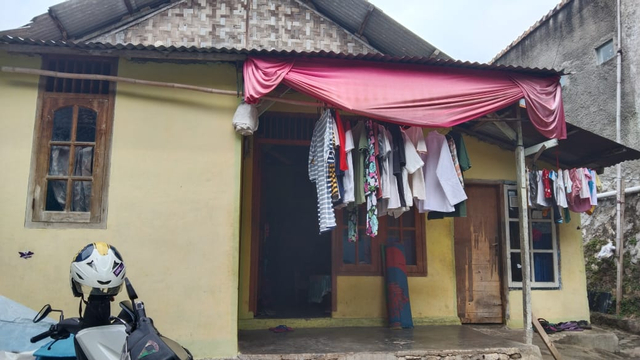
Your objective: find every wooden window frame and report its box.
[25,56,117,229]
[503,185,560,289]
[332,207,427,277]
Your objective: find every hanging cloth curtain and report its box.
[244,57,567,139]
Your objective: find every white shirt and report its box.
[340,125,355,206]
[554,170,568,208]
[418,131,467,213]
[385,128,403,213]
[402,129,426,201]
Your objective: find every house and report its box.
[491,0,640,256]
[1,1,639,359]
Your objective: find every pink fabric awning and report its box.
[243,57,567,139]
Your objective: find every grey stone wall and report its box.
[493,0,640,256]
[89,0,377,54]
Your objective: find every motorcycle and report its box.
[30,277,192,360]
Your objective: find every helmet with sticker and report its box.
[70,242,126,297]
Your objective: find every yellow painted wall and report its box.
[507,221,590,327]
[0,51,242,358]
[238,129,590,329]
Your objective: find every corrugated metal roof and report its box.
[490,0,572,64]
[308,0,448,59]
[0,35,563,76]
[0,0,449,60]
[456,119,640,170]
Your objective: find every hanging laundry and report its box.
[352,122,366,206]
[553,170,568,208]
[427,132,470,219]
[338,121,356,208]
[384,127,404,216]
[589,169,598,206]
[328,133,340,202]
[309,110,337,233]
[377,125,393,216]
[567,168,593,213]
[347,204,358,243]
[402,127,426,202]
[389,126,408,208]
[335,112,348,172]
[542,169,552,199]
[418,131,467,213]
[364,120,379,237]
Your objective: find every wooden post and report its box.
[616,179,626,315]
[515,120,533,345]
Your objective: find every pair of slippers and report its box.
[537,318,591,334]
[269,325,294,333]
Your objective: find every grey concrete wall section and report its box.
[494,0,640,190]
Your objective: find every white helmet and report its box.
[70,242,126,297]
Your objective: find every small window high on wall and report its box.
[596,39,615,64]
[26,56,117,228]
[504,185,560,288]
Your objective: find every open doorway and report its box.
[256,144,332,318]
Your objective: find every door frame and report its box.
[248,137,337,315]
[454,180,508,324]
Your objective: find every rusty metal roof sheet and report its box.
[0,35,564,76]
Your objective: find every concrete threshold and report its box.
[237,325,542,360]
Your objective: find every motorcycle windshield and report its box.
[78,283,123,296]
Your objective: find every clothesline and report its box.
[1,66,533,124]
[309,109,470,236]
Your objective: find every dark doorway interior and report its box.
[257,144,332,318]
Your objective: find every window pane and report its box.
[73,146,94,176]
[597,40,614,64]
[532,222,553,250]
[71,181,92,212]
[388,215,399,228]
[49,146,70,176]
[510,252,522,282]
[358,205,366,225]
[358,229,372,265]
[509,221,520,250]
[507,190,519,219]
[531,209,551,220]
[76,108,97,142]
[52,107,73,141]
[387,229,400,243]
[45,180,67,211]
[534,253,555,282]
[402,211,415,227]
[403,230,416,265]
[342,229,355,265]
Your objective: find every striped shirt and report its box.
[309,110,337,233]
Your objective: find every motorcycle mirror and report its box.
[125,277,138,301]
[33,304,52,323]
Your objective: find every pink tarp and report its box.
[243,57,566,139]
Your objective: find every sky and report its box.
[0,0,561,63]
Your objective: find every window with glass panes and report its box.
[333,205,426,276]
[27,56,116,227]
[504,185,560,288]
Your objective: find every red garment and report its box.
[567,169,592,213]
[244,56,567,139]
[335,112,348,171]
[542,169,552,198]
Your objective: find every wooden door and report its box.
[454,184,503,324]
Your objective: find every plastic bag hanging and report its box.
[232,100,259,136]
